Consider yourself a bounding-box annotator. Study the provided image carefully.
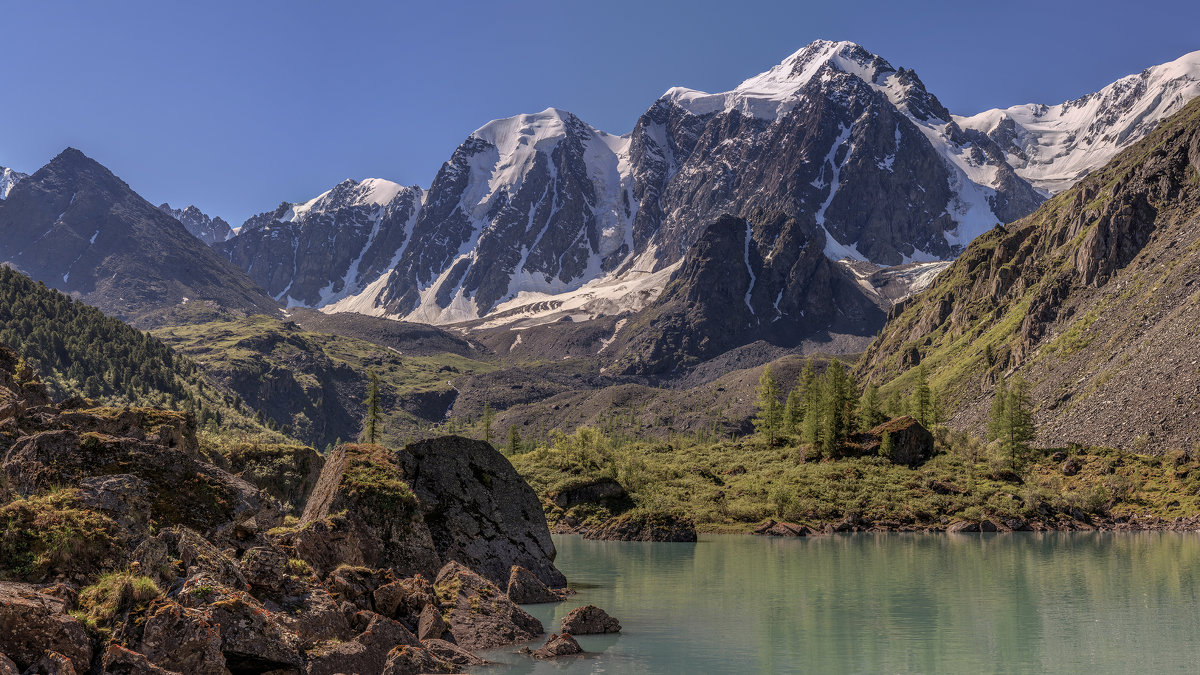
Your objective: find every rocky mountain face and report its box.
[0,148,278,326]
[218,178,424,309]
[158,202,234,245]
[0,167,25,200]
[224,41,1054,329]
[0,347,572,671]
[858,97,1200,450]
[957,49,1200,194]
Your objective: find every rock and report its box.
[23,651,76,675]
[548,477,630,510]
[100,644,178,674]
[300,444,441,579]
[0,582,91,672]
[583,510,697,542]
[305,612,419,675]
[561,605,621,634]
[178,573,303,672]
[834,513,867,532]
[324,564,388,611]
[283,514,367,577]
[219,442,325,513]
[506,565,569,604]
[373,575,435,624]
[946,521,981,533]
[395,436,567,588]
[139,600,227,675]
[979,520,998,533]
[276,589,351,648]
[866,417,935,467]
[380,644,455,675]
[416,604,447,642]
[532,633,583,659]
[0,654,17,675]
[1062,458,1081,476]
[421,638,486,668]
[433,561,542,650]
[752,519,811,537]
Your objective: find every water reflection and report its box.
[476,532,1200,674]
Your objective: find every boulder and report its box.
[178,573,302,672]
[0,654,17,675]
[532,633,583,659]
[548,477,630,510]
[373,575,435,624]
[421,638,486,668]
[300,445,441,578]
[506,564,571,604]
[0,583,91,672]
[139,600,227,675]
[583,510,697,542]
[380,645,455,675]
[946,521,981,533]
[23,651,76,675]
[395,436,567,588]
[433,561,542,650]
[99,644,178,675]
[416,604,447,642]
[752,519,811,537]
[561,604,621,634]
[866,417,935,467]
[282,514,367,577]
[304,612,419,675]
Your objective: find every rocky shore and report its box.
[0,345,615,673]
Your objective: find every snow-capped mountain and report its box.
[957,50,1200,194]
[158,202,235,245]
[218,178,423,307]
[0,167,26,200]
[222,41,1196,332]
[636,40,1043,268]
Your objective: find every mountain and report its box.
[158,202,234,244]
[0,167,25,200]
[858,96,1200,450]
[0,148,279,326]
[957,50,1200,194]
[218,178,423,308]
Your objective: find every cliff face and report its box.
[858,97,1200,450]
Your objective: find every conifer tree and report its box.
[505,423,521,455]
[821,359,850,456]
[859,383,884,432]
[987,377,1010,442]
[784,387,803,435]
[481,401,495,444]
[1000,377,1036,471]
[362,369,382,444]
[754,365,784,445]
[910,364,932,426]
[879,430,894,459]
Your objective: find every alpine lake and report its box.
[477,531,1200,674]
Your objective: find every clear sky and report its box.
[1,0,1197,227]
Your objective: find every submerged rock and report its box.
[561,604,621,634]
[507,564,573,604]
[753,519,812,537]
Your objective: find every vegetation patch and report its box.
[0,489,120,582]
[73,570,162,635]
[340,444,420,522]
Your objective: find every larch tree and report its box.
[754,365,784,445]
[362,369,382,445]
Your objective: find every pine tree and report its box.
[885,389,905,419]
[784,387,803,435]
[362,369,382,444]
[481,402,495,444]
[987,377,1010,442]
[910,364,932,426]
[754,366,784,445]
[820,359,849,456]
[505,423,521,455]
[859,383,883,432]
[1001,377,1036,471]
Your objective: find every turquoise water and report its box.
[477,532,1200,674]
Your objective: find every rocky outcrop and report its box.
[582,510,698,542]
[433,561,542,650]
[753,519,812,537]
[158,203,234,245]
[864,416,935,467]
[218,442,325,513]
[561,605,621,634]
[548,477,629,510]
[395,436,566,588]
[531,633,583,659]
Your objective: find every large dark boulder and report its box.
[582,510,697,542]
[395,436,566,588]
[866,416,935,467]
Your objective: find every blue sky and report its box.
[1,0,1196,226]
